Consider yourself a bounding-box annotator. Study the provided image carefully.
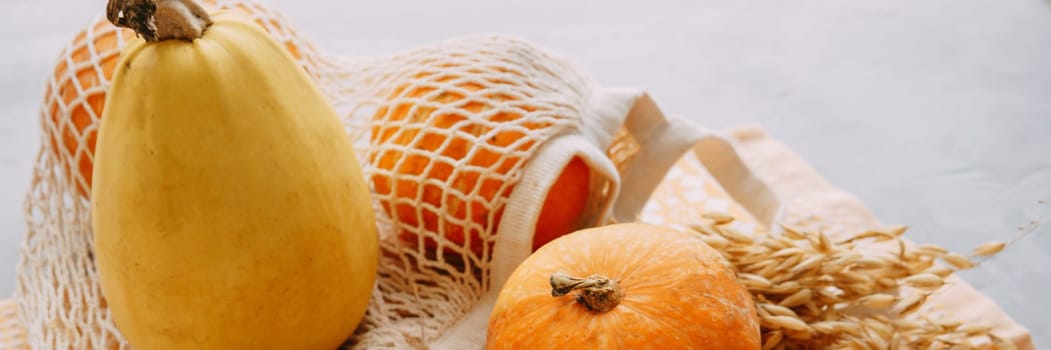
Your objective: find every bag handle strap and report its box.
[595,88,783,229]
[688,128,784,227]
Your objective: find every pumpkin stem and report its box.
[550,272,624,313]
[106,0,213,42]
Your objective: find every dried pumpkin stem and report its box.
[550,272,624,312]
[106,0,212,42]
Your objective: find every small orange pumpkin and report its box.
[487,223,761,350]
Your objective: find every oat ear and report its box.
[688,215,1009,348]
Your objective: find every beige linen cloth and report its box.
[638,124,1033,350]
[0,124,1031,349]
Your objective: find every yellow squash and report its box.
[91,1,378,349]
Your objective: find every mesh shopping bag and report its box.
[18,1,725,348]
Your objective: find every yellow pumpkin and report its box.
[91,1,378,349]
[45,0,324,199]
[487,223,761,349]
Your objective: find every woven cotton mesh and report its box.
[16,1,335,348]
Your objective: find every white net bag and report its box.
[16,1,708,348]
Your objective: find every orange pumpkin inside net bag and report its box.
[368,61,597,255]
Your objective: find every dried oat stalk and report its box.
[688,214,1025,350]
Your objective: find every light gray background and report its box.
[2,0,1049,347]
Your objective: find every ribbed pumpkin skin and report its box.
[487,223,761,350]
[91,12,377,350]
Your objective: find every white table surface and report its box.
[2,0,1049,347]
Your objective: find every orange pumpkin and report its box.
[45,0,321,198]
[531,157,591,252]
[370,70,592,255]
[487,223,761,350]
